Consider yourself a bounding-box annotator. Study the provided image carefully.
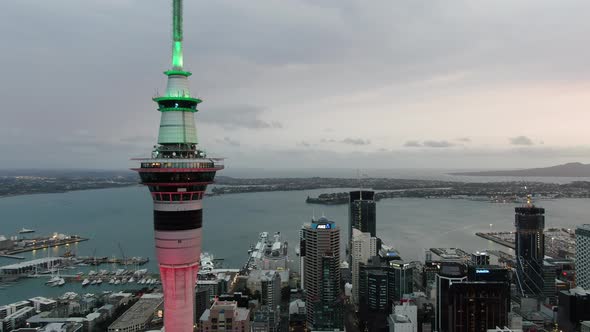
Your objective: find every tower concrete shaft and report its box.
[132,1,223,331]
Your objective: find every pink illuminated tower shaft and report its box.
[132,0,223,331]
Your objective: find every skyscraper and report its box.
[349,190,376,241]
[435,262,467,332]
[351,228,377,304]
[514,205,545,298]
[448,282,510,331]
[302,217,344,331]
[132,1,223,330]
[576,224,590,289]
[358,256,414,331]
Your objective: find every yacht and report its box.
[109,278,115,284]
[96,278,103,285]
[46,276,61,285]
[19,228,35,234]
[128,277,135,283]
[81,279,90,287]
[114,279,121,285]
[90,280,97,285]
[57,278,66,287]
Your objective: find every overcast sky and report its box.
[1,0,590,170]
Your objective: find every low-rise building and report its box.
[107,294,163,332]
[1,307,36,332]
[198,301,250,332]
[0,301,32,319]
[29,297,57,313]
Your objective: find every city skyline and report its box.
[2,1,590,169]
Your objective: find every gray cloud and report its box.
[404,140,454,148]
[297,141,313,148]
[120,135,155,144]
[456,137,471,143]
[341,138,371,146]
[510,136,534,146]
[1,0,590,169]
[198,105,282,130]
[319,138,371,145]
[423,140,454,148]
[216,137,240,147]
[403,140,422,147]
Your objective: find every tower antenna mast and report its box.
[172,0,184,70]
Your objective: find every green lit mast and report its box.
[172,0,183,70]
[154,0,202,145]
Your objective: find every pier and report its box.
[0,254,25,260]
[475,232,515,249]
[73,256,149,266]
[1,236,89,255]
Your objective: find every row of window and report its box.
[151,191,204,201]
[141,162,215,169]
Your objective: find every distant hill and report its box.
[450,162,590,177]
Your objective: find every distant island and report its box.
[0,170,138,198]
[450,162,590,177]
[4,168,590,203]
[211,176,590,205]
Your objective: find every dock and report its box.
[73,256,150,266]
[2,236,89,255]
[475,232,515,249]
[0,254,25,260]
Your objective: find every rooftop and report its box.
[108,294,163,330]
[200,301,250,322]
[29,297,56,305]
[5,307,35,320]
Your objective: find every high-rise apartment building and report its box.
[301,217,344,331]
[131,1,223,330]
[349,191,376,241]
[351,228,377,304]
[576,224,590,289]
[514,205,545,298]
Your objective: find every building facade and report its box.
[349,190,376,241]
[576,224,590,289]
[198,301,250,332]
[435,262,467,332]
[514,205,545,299]
[447,282,510,332]
[351,228,377,304]
[302,217,344,331]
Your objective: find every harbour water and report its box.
[0,185,587,304]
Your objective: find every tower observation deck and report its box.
[131,1,223,331]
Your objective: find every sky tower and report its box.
[132,1,223,331]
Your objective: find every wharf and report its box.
[0,254,25,260]
[4,237,89,255]
[475,232,515,249]
[74,256,149,266]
